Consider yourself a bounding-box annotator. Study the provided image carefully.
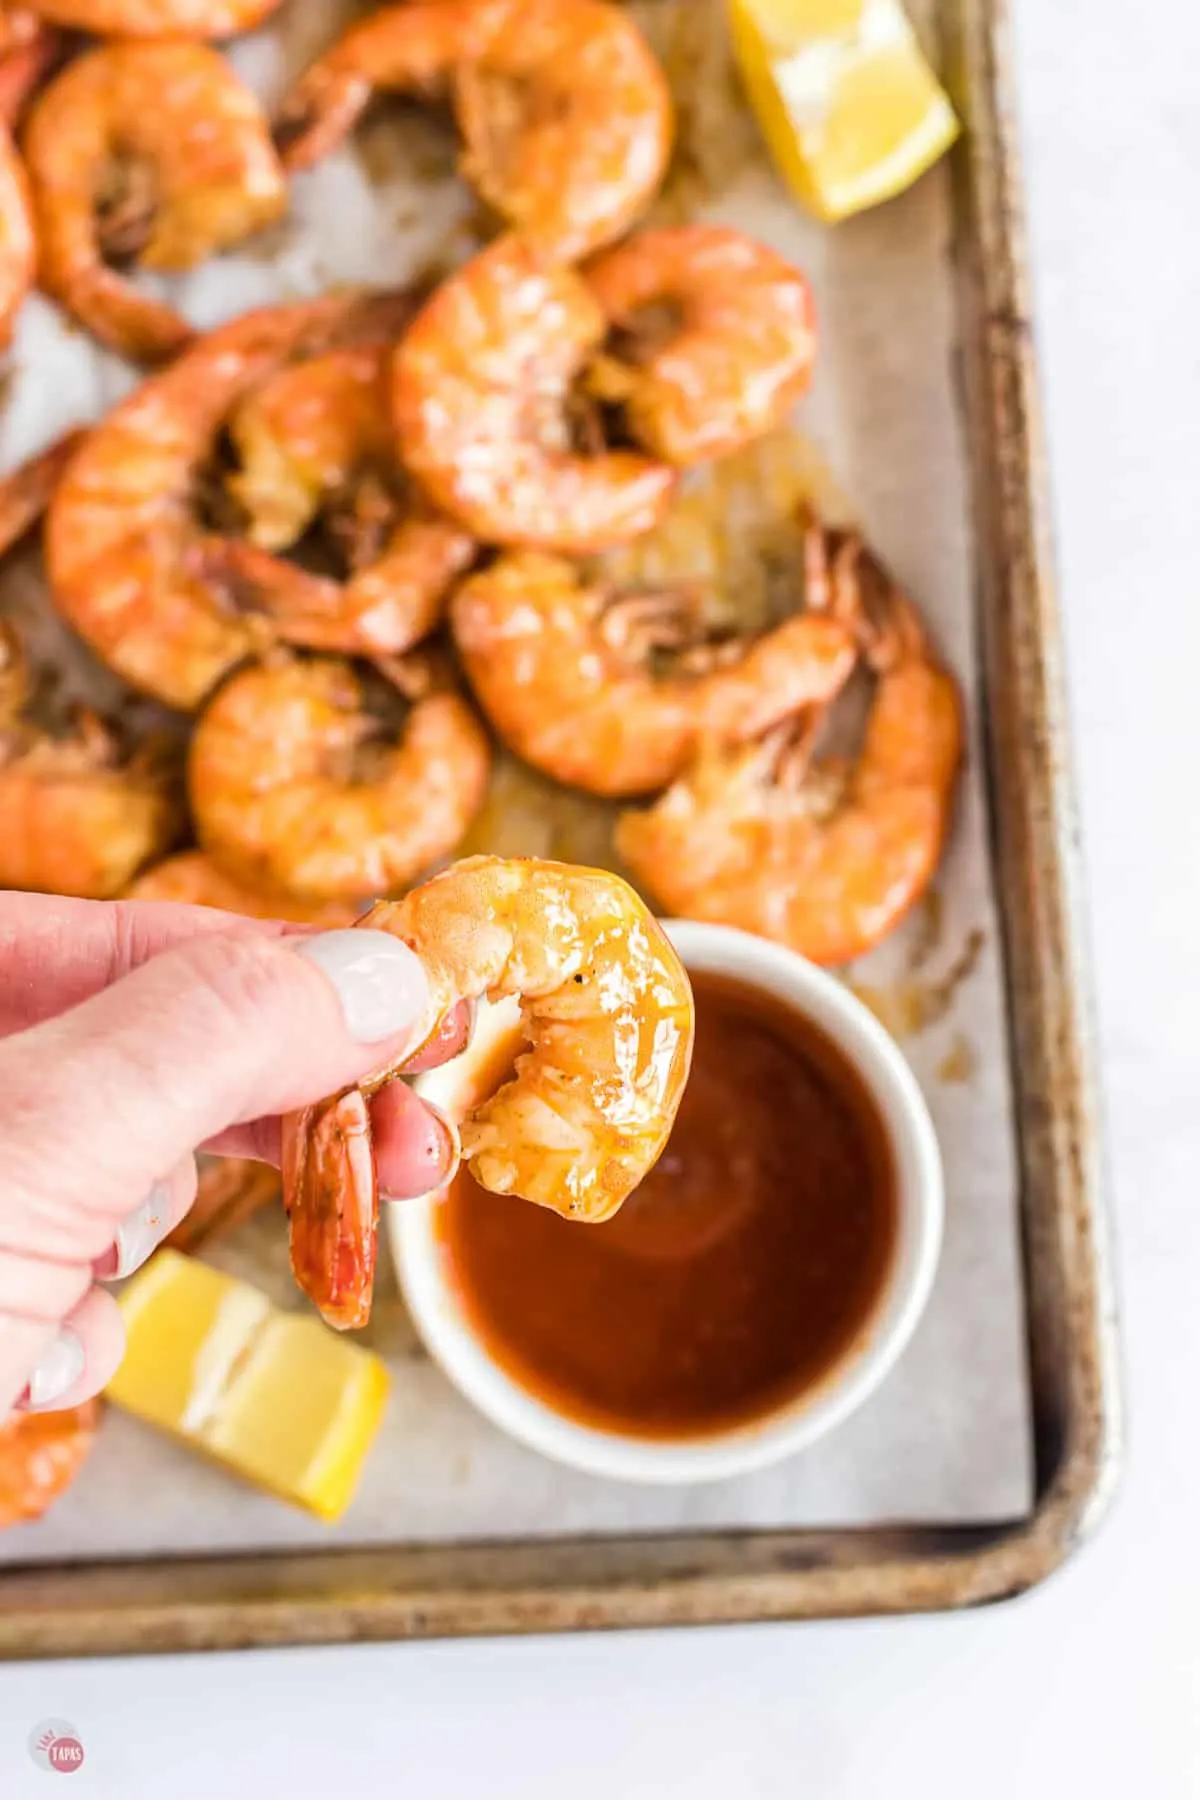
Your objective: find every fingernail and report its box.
[298,929,430,1045]
[25,1326,85,1411]
[381,1102,460,1202]
[102,1181,171,1281]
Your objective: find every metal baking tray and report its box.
[0,0,1120,1655]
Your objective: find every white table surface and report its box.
[3,3,1198,1792]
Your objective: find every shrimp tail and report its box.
[283,1087,377,1331]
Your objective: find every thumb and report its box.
[0,925,432,1252]
[0,926,432,1417]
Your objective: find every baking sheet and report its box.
[0,0,1032,1567]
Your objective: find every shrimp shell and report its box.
[129,849,360,923]
[277,0,671,261]
[221,344,475,656]
[188,654,491,900]
[284,854,694,1327]
[450,550,858,796]
[585,225,818,466]
[0,620,183,898]
[20,0,284,40]
[393,235,675,552]
[0,124,32,346]
[45,292,413,710]
[24,42,287,364]
[617,531,963,965]
[0,1400,98,1528]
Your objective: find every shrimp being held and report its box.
[585,226,817,466]
[451,550,856,796]
[221,344,474,655]
[616,529,963,965]
[24,43,287,364]
[0,1401,99,1529]
[0,622,183,898]
[189,651,491,901]
[284,854,694,1328]
[129,849,360,923]
[46,291,415,710]
[277,0,671,261]
[394,235,674,551]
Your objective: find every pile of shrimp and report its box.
[0,0,963,1361]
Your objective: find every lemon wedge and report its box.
[107,1250,389,1522]
[729,0,959,222]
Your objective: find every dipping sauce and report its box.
[437,969,898,1441]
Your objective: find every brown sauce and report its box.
[436,969,898,1440]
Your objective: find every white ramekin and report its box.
[389,920,943,1484]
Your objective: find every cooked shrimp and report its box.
[585,226,817,466]
[24,43,287,364]
[129,849,360,923]
[0,125,32,345]
[220,344,474,655]
[616,529,963,965]
[165,1154,279,1253]
[451,550,857,796]
[189,652,491,900]
[46,291,414,710]
[0,12,59,128]
[0,1400,98,1529]
[0,429,81,556]
[394,235,675,551]
[21,0,283,40]
[277,0,670,260]
[0,623,183,897]
[284,854,694,1328]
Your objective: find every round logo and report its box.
[28,1720,85,1775]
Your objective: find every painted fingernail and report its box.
[25,1326,85,1411]
[297,929,430,1045]
[380,1103,460,1203]
[102,1181,171,1281]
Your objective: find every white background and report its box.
[2,0,1198,1790]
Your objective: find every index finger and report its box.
[0,893,298,1035]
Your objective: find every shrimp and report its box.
[0,1400,98,1529]
[0,429,81,556]
[188,652,492,900]
[0,622,183,898]
[20,0,283,41]
[129,849,360,923]
[165,1155,279,1253]
[24,43,287,365]
[0,12,60,129]
[219,344,475,655]
[45,291,415,710]
[393,235,675,552]
[585,226,818,466]
[451,550,857,796]
[616,529,963,965]
[0,126,32,346]
[276,0,671,261]
[283,854,694,1328]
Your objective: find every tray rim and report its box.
[0,0,1122,1658]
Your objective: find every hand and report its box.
[0,892,463,1419]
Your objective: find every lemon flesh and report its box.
[730,0,960,222]
[107,1249,389,1522]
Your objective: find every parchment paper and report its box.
[0,0,1032,1565]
